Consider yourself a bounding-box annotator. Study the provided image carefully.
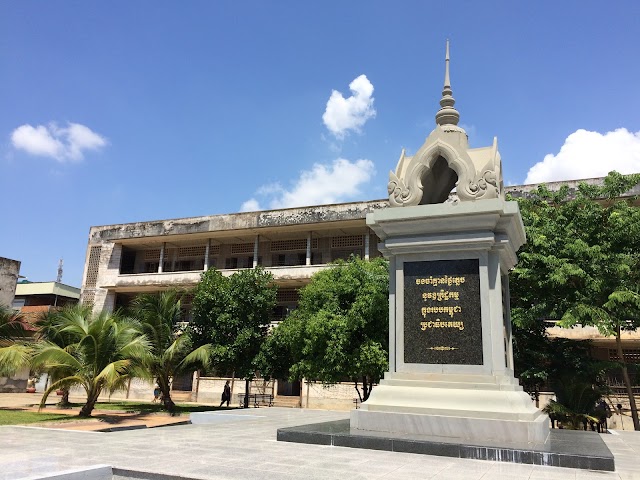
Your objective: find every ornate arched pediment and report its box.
[388,127,502,206]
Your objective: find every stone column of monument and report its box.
[351,42,549,444]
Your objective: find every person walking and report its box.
[220,380,231,407]
[152,384,161,403]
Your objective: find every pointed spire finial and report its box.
[435,40,460,127]
[444,39,451,89]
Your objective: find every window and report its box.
[272,254,286,267]
[120,248,136,274]
[331,249,362,261]
[11,298,25,309]
[331,235,363,248]
[225,257,238,269]
[85,246,102,287]
[144,262,159,273]
[231,243,254,254]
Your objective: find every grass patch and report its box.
[66,401,234,415]
[0,409,83,426]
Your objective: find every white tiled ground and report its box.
[2,408,639,480]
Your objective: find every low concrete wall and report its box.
[65,376,369,411]
[194,376,238,404]
[0,367,29,393]
[303,381,358,410]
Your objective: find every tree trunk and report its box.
[79,388,101,417]
[162,387,175,412]
[58,388,71,408]
[157,375,176,412]
[354,381,363,403]
[616,324,640,430]
[244,378,250,408]
[362,376,370,402]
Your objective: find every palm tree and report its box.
[32,306,150,417]
[543,376,602,430]
[34,307,90,406]
[0,305,31,377]
[132,290,212,412]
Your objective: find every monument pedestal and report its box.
[351,373,548,444]
[351,199,549,445]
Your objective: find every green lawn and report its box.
[87,401,234,415]
[0,409,81,426]
[0,401,228,425]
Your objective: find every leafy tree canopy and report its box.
[510,171,640,429]
[258,256,389,402]
[189,267,277,378]
[0,306,31,377]
[511,171,640,329]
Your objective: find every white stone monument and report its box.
[350,42,549,445]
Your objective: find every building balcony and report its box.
[104,264,333,292]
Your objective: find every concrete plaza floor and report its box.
[1,407,640,480]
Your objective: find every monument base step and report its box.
[277,419,615,471]
[351,408,549,444]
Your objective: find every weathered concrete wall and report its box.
[66,375,376,411]
[505,177,640,200]
[303,381,358,410]
[194,377,241,404]
[0,257,20,308]
[547,324,640,341]
[88,200,388,243]
[85,177,639,245]
[0,367,28,393]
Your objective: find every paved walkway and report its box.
[1,407,640,480]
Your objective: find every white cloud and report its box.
[240,198,262,212]
[11,122,107,162]
[525,128,640,184]
[241,158,375,211]
[322,75,376,138]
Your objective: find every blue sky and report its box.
[1,1,640,289]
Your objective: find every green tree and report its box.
[512,320,552,407]
[131,290,212,412]
[543,376,603,430]
[190,267,277,406]
[35,307,85,407]
[513,320,611,409]
[510,171,640,430]
[0,305,31,377]
[32,306,150,417]
[259,256,389,402]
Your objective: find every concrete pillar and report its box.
[158,243,165,273]
[364,233,370,260]
[204,239,210,271]
[306,233,312,266]
[253,235,259,268]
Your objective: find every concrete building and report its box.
[12,281,81,328]
[12,281,80,310]
[0,257,21,308]
[1,279,81,393]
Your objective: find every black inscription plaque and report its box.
[403,259,482,365]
